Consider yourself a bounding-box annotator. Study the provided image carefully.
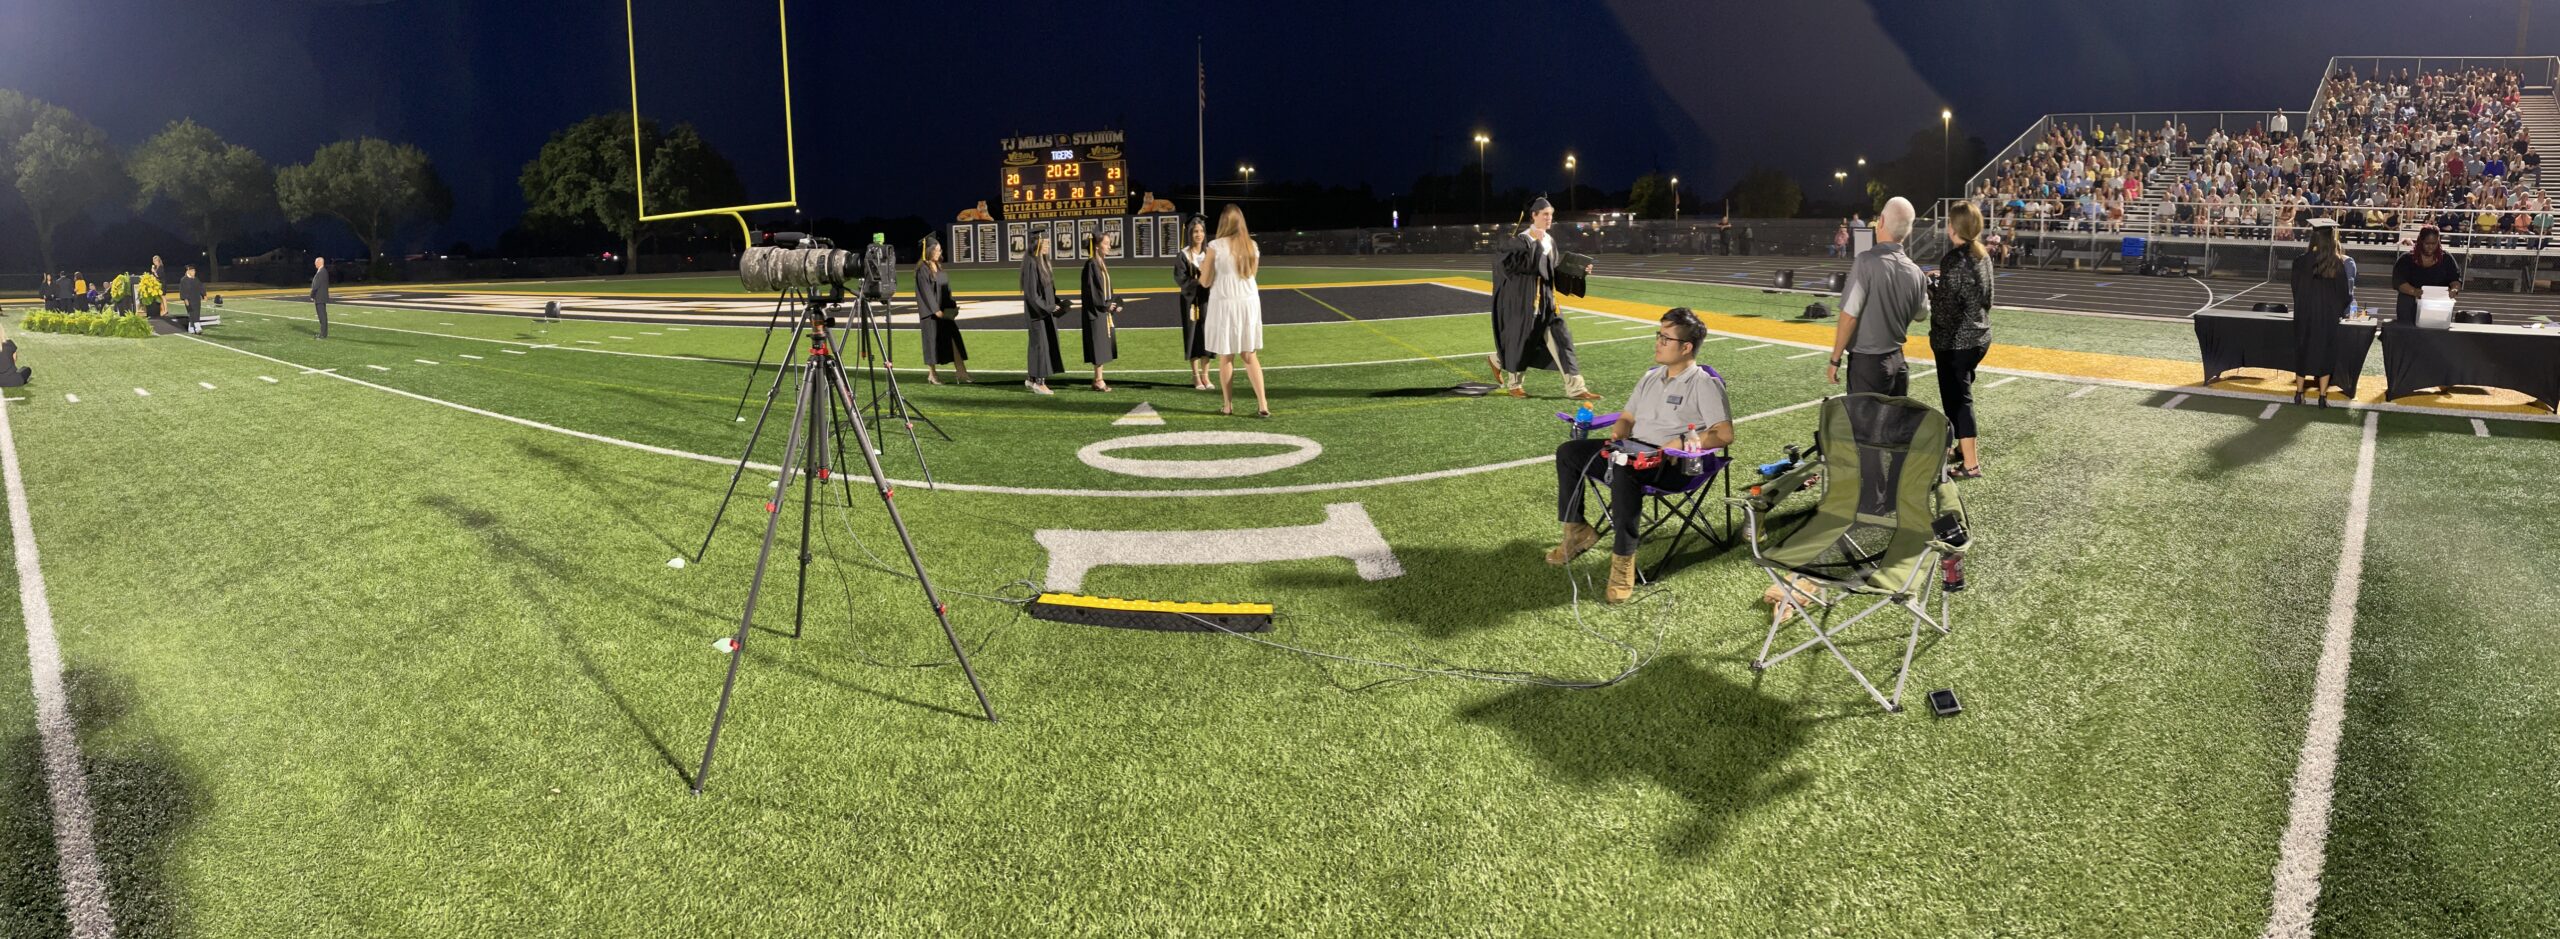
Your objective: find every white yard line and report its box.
[413,359,438,366]
[2471,419,2490,437]
[2263,410,2381,939]
[364,365,391,372]
[198,382,217,390]
[1786,350,1825,359]
[62,395,78,403]
[2162,393,2190,410]
[0,382,118,938]
[1738,343,1774,351]
[1911,369,1937,380]
[2260,402,2282,420]
[181,333,1826,499]
[258,376,278,383]
[458,354,483,360]
[1985,376,2018,389]
[2066,385,2098,399]
[501,349,527,355]
[132,388,149,397]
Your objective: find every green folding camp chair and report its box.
[1730,393,1972,712]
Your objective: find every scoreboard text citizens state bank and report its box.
[1000,130,1128,221]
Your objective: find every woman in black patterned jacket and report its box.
[1930,201,1996,479]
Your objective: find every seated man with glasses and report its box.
[1546,307,1736,603]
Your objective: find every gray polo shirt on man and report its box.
[1841,241,1930,355]
[1625,364,1731,445]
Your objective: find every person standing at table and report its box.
[310,257,331,339]
[1929,201,1995,478]
[2391,224,2461,325]
[2291,218,2353,408]
[914,235,969,385]
[1171,217,1215,391]
[1198,204,1271,417]
[179,265,206,333]
[1018,237,1062,395]
[1079,231,1122,392]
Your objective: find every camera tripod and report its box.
[846,292,949,444]
[729,288,941,487]
[691,292,996,796]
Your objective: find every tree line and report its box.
[0,91,745,280]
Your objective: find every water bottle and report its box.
[1572,404,1594,440]
[1941,554,1966,593]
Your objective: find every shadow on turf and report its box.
[1461,655,1815,859]
[0,669,206,938]
[419,493,700,789]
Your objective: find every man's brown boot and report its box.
[1605,553,1638,604]
[1545,523,1599,566]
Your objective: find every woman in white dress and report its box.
[1197,204,1270,417]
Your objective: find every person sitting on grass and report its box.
[0,339,31,388]
[1545,306,1735,604]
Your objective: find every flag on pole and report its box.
[1197,57,1206,112]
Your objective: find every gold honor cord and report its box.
[623,0,801,248]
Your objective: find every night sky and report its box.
[2,0,2553,258]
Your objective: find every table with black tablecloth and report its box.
[2194,309,2380,397]
[2381,322,2560,411]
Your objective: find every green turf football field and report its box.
[1,266,2553,937]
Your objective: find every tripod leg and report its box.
[731,291,799,422]
[690,316,807,564]
[816,347,997,723]
[792,362,824,640]
[694,362,817,796]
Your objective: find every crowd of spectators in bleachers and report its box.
[1971,66,2557,249]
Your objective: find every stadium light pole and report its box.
[1941,108,1953,199]
[1473,132,1491,222]
[1670,176,1680,219]
[1565,153,1577,214]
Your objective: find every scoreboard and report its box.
[1000,130,1128,221]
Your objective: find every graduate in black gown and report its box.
[914,235,970,384]
[2288,218,2352,408]
[1488,196,1600,401]
[1019,237,1064,395]
[1171,216,1215,390]
[1079,231,1122,392]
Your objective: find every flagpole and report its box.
[1196,37,1206,219]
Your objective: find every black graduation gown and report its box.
[1172,248,1211,360]
[180,275,205,315]
[1079,258,1119,366]
[1020,257,1063,382]
[1490,232,1561,373]
[915,265,967,366]
[2289,252,2351,383]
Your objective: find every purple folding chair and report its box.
[1554,365,1736,581]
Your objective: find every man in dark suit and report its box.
[180,265,207,332]
[310,257,329,338]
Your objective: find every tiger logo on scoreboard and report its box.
[1136,192,1176,215]
[956,201,995,223]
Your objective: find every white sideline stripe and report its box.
[2471,418,2490,437]
[0,378,118,937]
[2263,410,2380,939]
[458,354,483,360]
[198,382,217,390]
[1985,376,2018,389]
[1786,350,1824,359]
[258,376,278,383]
[2162,393,2190,410]
[2260,402,2282,420]
[364,365,391,372]
[133,388,149,397]
[183,332,1827,499]
[413,359,438,366]
[2068,385,2099,398]
[1738,343,1774,351]
[230,299,1643,376]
